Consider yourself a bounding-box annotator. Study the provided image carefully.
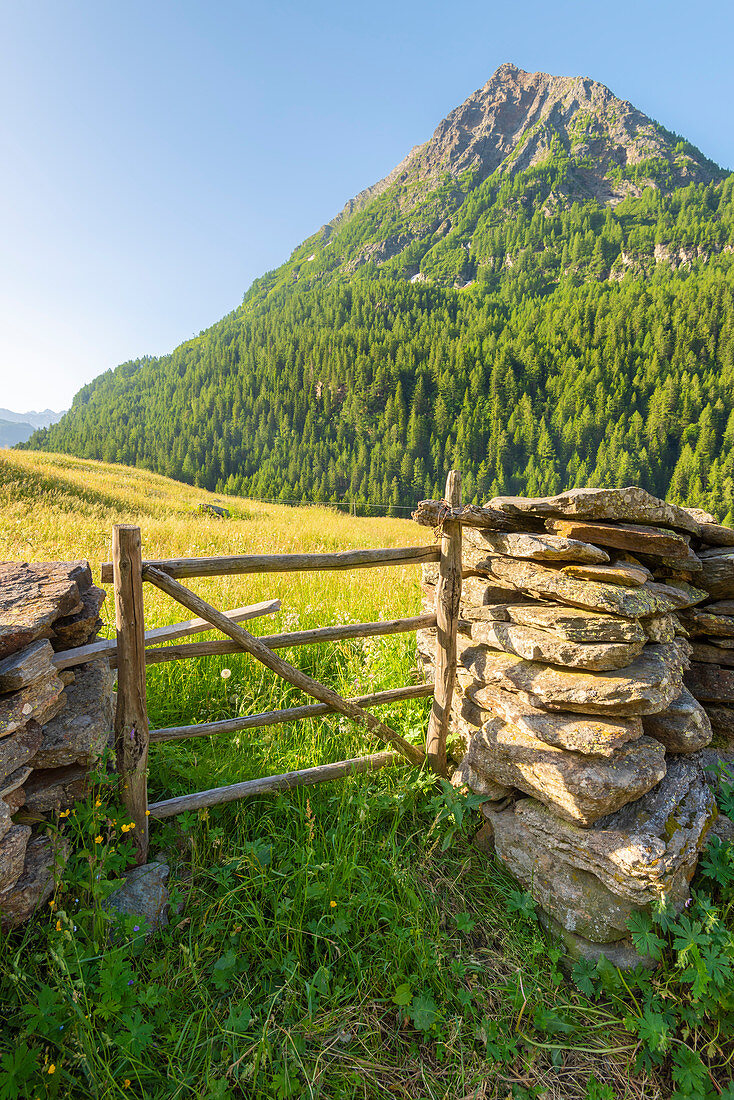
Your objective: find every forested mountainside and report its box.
[25,65,734,517]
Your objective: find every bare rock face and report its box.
[462,527,609,564]
[0,720,44,784]
[471,684,644,756]
[641,688,712,753]
[32,661,113,768]
[473,555,679,617]
[459,639,689,715]
[486,760,715,943]
[0,561,90,660]
[644,614,677,643]
[468,619,644,671]
[0,671,66,738]
[0,640,56,692]
[545,518,696,561]
[0,825,31,892]
[488,487,701,536]
[0,834,66,930]
[461,601,646,643]
[460,710,665,825]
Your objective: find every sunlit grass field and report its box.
[0,450,720,1100]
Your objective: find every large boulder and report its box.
[486,759,715,943]
[698,548,734,598]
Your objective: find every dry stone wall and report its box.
[0,561,110,929]
[418,487,733,966]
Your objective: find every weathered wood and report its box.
[143,566,426,767]
[150,683,434,742]
[52,599,281,671]
[148,751,400,819]
[412,499,516,532]
[425,471,462,776]
[101,545,439,582]
[112,525,149,863]
[125,613,437,669]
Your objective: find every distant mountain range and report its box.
[25,65,734,518]
[1,409,64,448]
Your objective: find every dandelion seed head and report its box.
[220,668,232,680]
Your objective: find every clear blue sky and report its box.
[1,0,732,412]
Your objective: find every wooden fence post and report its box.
[112,524,149,864]
[426,470,462,776]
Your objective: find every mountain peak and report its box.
[311,64,723,282]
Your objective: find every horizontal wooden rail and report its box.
[100,545,439,582]
[150,683,434,742]
[132,613,436,669]
[148,751,401,819]
[53,599,281,671]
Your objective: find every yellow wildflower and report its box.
[330,900,337,908]
[47,1064,56,1074]
[55,920,62,931]
[59,809,70,819]
[145,810,151,816]
[94,835,103,844]
[95,798,102,808]
[123,1080,131,1090]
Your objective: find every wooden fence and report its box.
[56,472,463,863]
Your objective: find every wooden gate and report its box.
[55,472,463,864]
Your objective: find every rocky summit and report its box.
[323,63,721,274]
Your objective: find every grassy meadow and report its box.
[0,450,732,1100]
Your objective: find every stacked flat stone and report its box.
[0,561,111,929]
[677,513,734,784]
[417,487,723,966]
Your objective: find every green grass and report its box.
[1,452,733,1098]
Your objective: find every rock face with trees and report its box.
[418,486,733,965]
[0,562,111,928]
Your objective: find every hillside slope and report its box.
[26,65,734,516]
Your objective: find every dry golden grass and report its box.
[0,448,433,637]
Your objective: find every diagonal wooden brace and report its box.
[143,566,426,768]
